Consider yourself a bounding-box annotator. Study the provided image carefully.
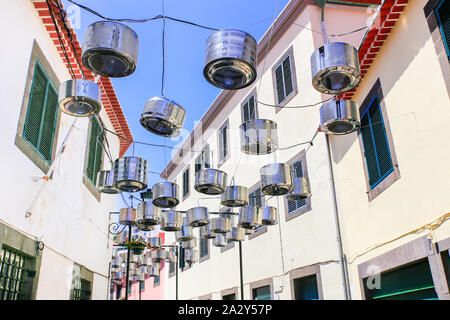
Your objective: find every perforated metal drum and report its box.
[221,186,248,207]
[185,249,199,264]
[213,234,227,247]
[200,224,217,239]
[175,217,194,242]
[204,29,257,90]
[194,168,228,195]
[119,208,137,226]
[58,79,101,117]
[210,217,231,234]
[147,237,162,248]
[137,201,161,226]
[227,227,245,242]
[114,157,148,193]
[261,206,278,225]
[320,99,360,135]
[186,207,210,227]
[238,206,262,229]
[311,42,361,94]
[140,97,186,137]
[82,21,139,77]
[160,210,183,231]
[286,177,312,201]
[181,238,197,249]
[152,182,179,208]
[97,169,121,194]
[240,119,278,155]
[260,163,293,196]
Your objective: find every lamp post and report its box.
[239,241,244,300]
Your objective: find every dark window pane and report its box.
[283,56,293,97]
[294,275,319,300]
[275,65,285,104]
[252,285,271,300]
[436,0,450,60]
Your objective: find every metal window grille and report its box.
[73,278,91,300]
[0,246,28,300]
[275,55,294,105]
[23,62,59,164]
[436,0,450,61]
[287,160,307,213]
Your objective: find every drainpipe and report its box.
[325,134,351,300]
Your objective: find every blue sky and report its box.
[62,0,291,208]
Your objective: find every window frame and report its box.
[182,166,190,200]
[195,144,211,173]
[271,46,298,112]
[289,264,323,300]
[221,287,238,300]
[241,89,258,123]
[247,182,267,240]
[249,277,274,300]
[217,119,230,167]
[15,40,62,174]
[357,79,400,202]
[284,149,312,222]
[199,237,210,263]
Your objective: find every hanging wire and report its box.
[160,0,167,99]
[256,95,335,109]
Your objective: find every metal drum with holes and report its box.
[160,210,183,231]
[210,216,231,234]
[286,177,312,201]
[140,254,152,266]
[320,99,360,135]
[203,29,257,90]
[185,249,198,264]
[97,169,121,194]
[58,79,101,117]
[137,223,154,232]
[112,271,123,280]
[227,227,245,242]
[260,163,293,196]
[112,248,119,259]
[186,207,210,227]
[137,201,161,226]
[147,237,162,248]
[152,182,179,208]
[175,217,194,242]
[149,264,160,277]
[261,206,278,225]
[221,186,248,207]
[245,227,254,235]
[166,250,176,263]
[213,234,227,247]
[119,208,137,226]
[238,206,262,229]
[194,168,228,195]
[140,97,186,137]
[181,238,197,249]
[82,21,139,77]
[200,224,217,239]
[151,249,167,262]
[111,257,121,268]
[311,42,361,94]
[240,119,278,155]
[114,157,148,193]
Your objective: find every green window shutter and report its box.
[200,238,208,258]
[183,169,189,196]
[179,246,185,269]
[287,160,306,213]
[361,96,394,189]
[282,56,293,97]
[275,65,285,104]
[436,0,450,61]
[85,118,104,185]
[23,63,59,163]
[294,275,319,300]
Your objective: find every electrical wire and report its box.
[256,95,335,109]
[160,0,167,99]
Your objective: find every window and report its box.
[182,168,190,198]
[249,187,265,235]
[73,278,91,300]
[360,95,394,190]
[241,94,257,123]
[252,285,271,300]
[293,275,319,300]
[85,117,104,186]
[0,246,29,300]
[195,145,211,173]
[223,293,236,300]
[218,120,229,164]
[154,276,160,287]
[179,245,186,270]
[441,250,450,290]
[435,0,450,60]
[22,62,59,164]
[140,280,145,292]
[200,237,209,260]
[287,160,307,214]
[169,260,175,276]
[273,48,297,106]
[364,259,438,300]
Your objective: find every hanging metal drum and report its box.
[245,227,254,235]
[149,264,160,277]
[114,157,148,193]
[238,206,262,229]
[240,119,278,155]
[175,217,194,242]
[97,169,121,194]
[185,249,199,264]
[82,21,139,77]
[203,29,257,90]
[112,271,123,280]
[137,201,161,226]
[152,182,179,208]
[186,207,210,227]
[260,163,293,196]
[160,210,183,231]
[147,237,162,248]
[194,168,228,195]
[119,208,137,226]
[221,186,248,207]
[140,97,186,137]
[310,42,361,94]
[200,224,217,239]
[151,249,167,262]
[111,257,121,268]
[166,250,176,264]
[320,99,360,135]
[181,238,197,249]
[210,217,231,234]
[213,234,227,247]
[137,223,153,232]
[286,177,312,201]
[261,206,278,225]
[227,227,245,242]
[58,79,101,117]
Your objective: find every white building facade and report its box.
[0,0,132,300]
[161,0,450,300]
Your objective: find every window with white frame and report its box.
[218,120,229,163]
[182,167,190,197]
[241,94,257,123]
[274,53,295,105]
